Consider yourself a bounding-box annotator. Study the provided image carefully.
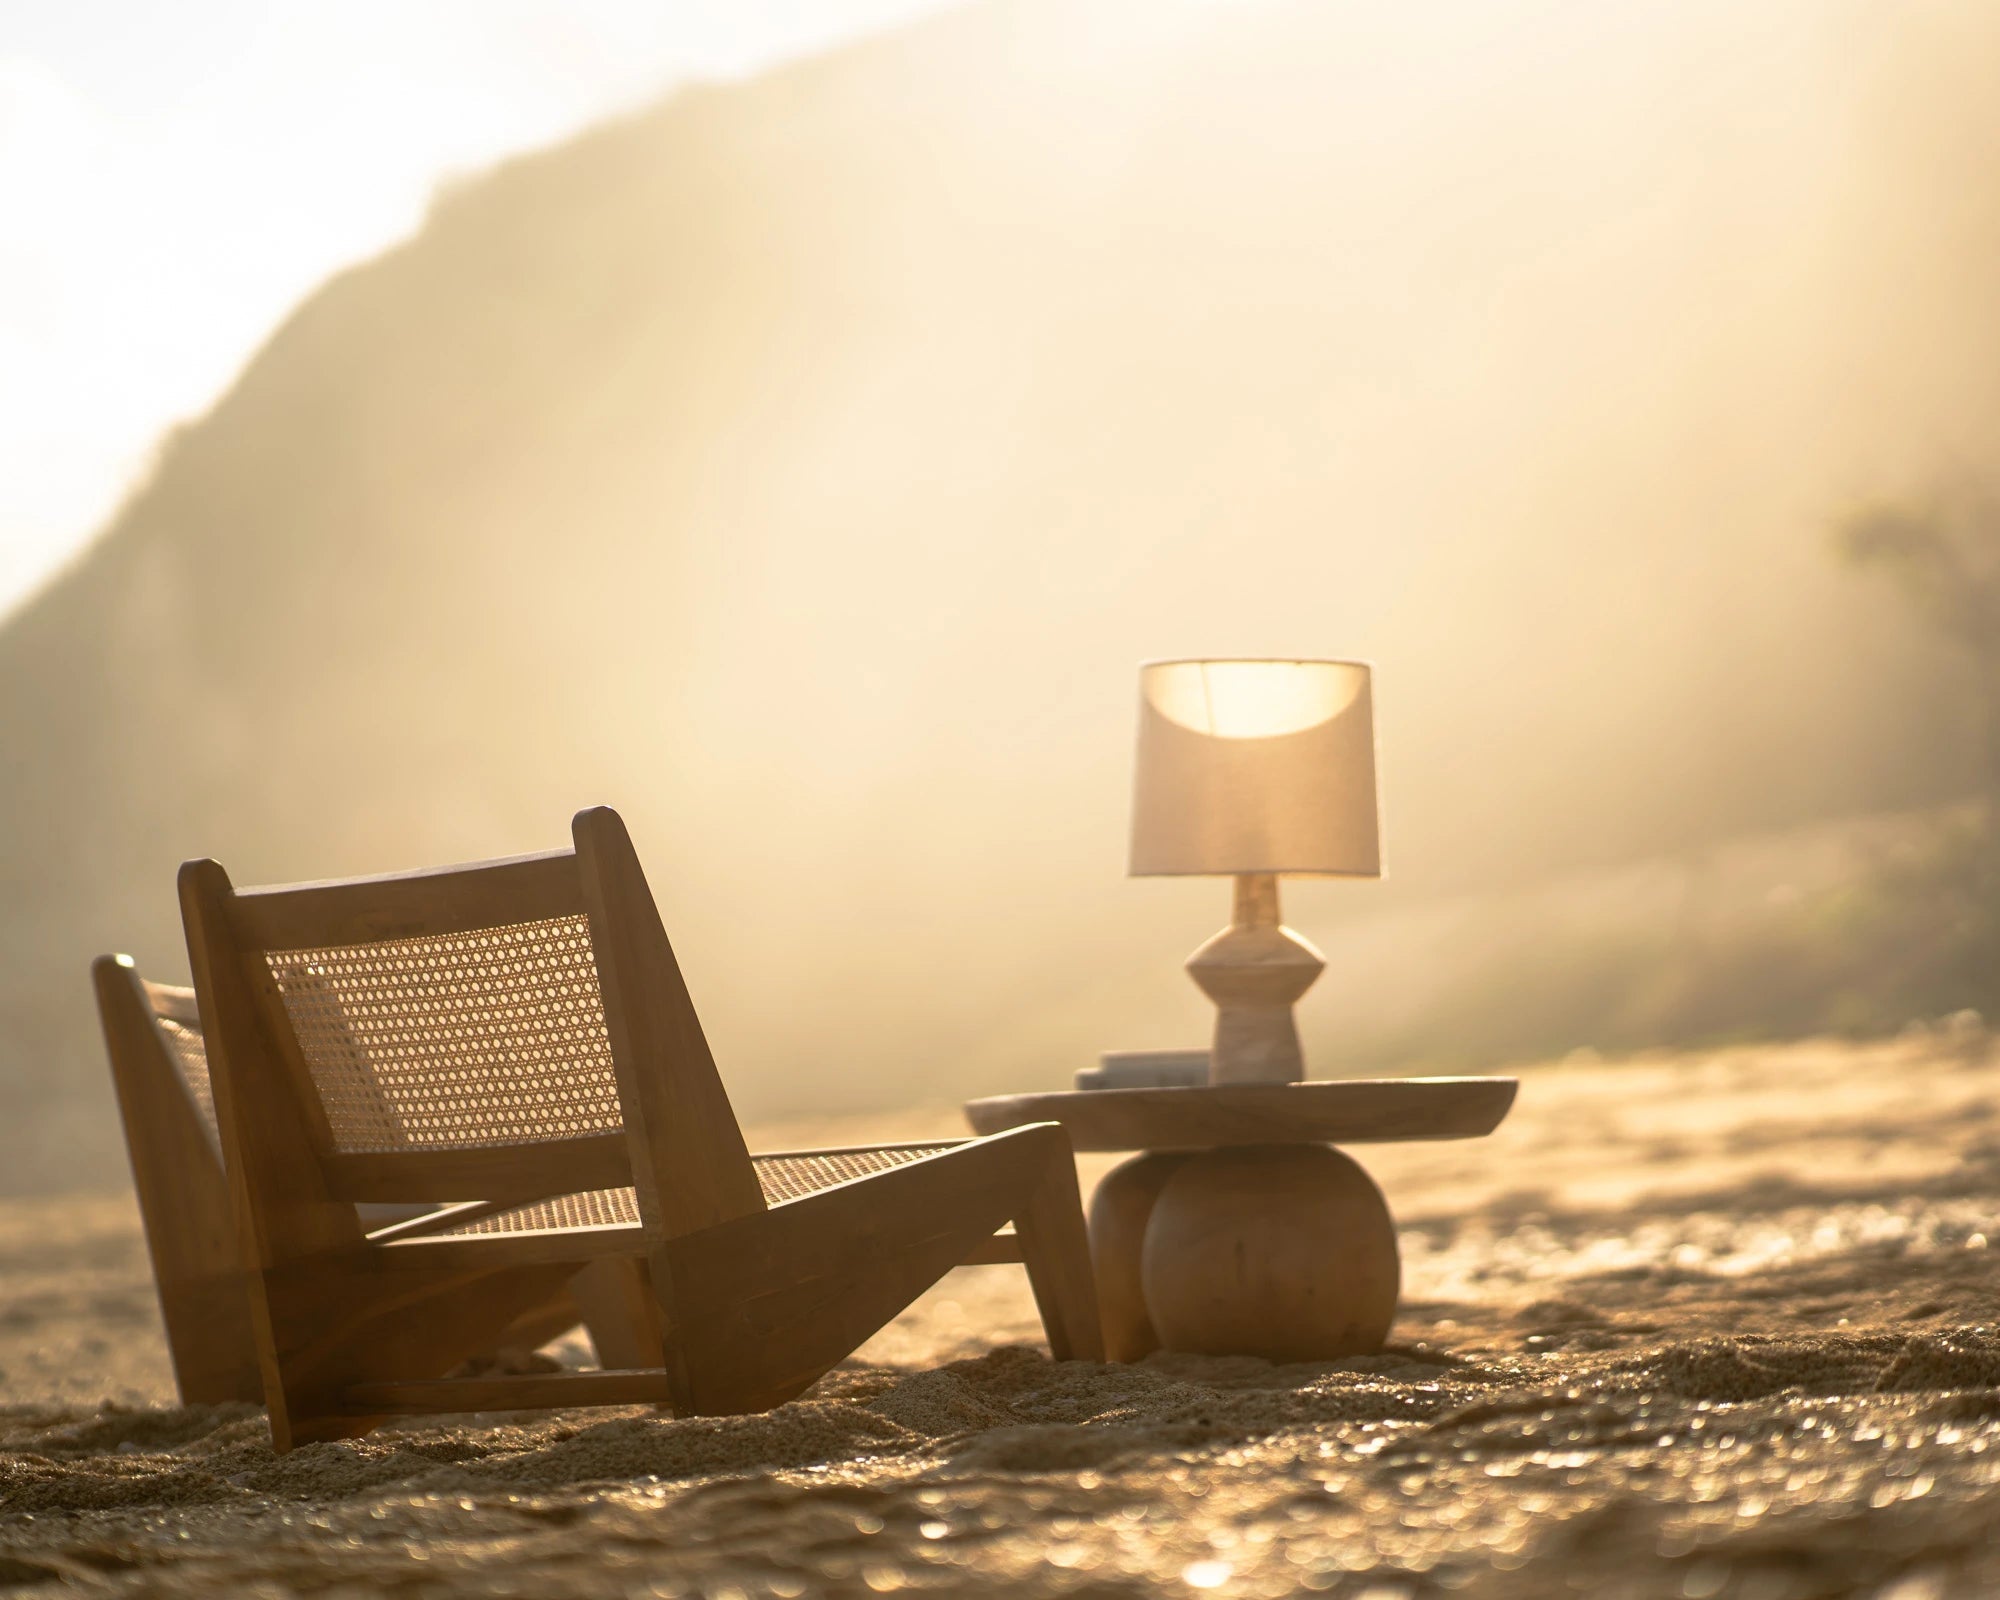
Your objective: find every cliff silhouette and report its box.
[5,0,2000,1191]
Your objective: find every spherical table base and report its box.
[1091,1144,1400,1364]
[1087,1152,1192,1362]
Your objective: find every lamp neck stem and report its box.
[1231,872,1281,930]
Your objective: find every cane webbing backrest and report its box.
[155,1014,219,1137]
[262,912,624,1154]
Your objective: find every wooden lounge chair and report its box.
[177,805,1103,1450]
[92,956,642,1406]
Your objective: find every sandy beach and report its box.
[6,1035,2000,1597]
[8,1,2000,1594]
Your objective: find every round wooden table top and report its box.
[962,1076,1518,1153]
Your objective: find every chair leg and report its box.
[1010,1128,1107,1363]
[159,1267,267,1405]
[256,1258,584,1450]
[658,1131,1058,1416]
[568,1258,664,1371]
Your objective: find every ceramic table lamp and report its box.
[1129,658,1381,1086]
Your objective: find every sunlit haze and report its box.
[0,0,953,617]
[4,0,2000,1196]
[9,3,2000,1578]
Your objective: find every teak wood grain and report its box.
[572,806,767,1242]
[963,1078,1518,1152]
[229,850,585,950]
[342,1368,678,1414]
[92,956,263,1405]
[93,953,641,1409]
[178,807,1103,1450]
[322,1136,633,1205]
[659,1126,1063,1414]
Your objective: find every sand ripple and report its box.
[8,1319,2000,1596]
[7,1042,2000,1596]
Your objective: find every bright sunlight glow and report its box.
[0,0,954,619]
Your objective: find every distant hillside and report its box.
[5,0,2000,1192]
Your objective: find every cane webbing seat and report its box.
[432,1144,975,1237]
[754,1144,964,1204]
[433,1186,639,1235]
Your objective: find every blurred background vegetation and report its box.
[4,0,2000,1192]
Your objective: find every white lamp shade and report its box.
[1129,659,1381,877]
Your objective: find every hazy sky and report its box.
[0,0,954,618]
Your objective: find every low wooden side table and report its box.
[964,1079,1517,1363]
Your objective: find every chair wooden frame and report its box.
[178,806,1102,1449]
[92,955,643,1406]
[93,957,264,1404]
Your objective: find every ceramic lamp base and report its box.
[1185,873,1324,1086]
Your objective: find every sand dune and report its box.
[5,1038,2000,1595]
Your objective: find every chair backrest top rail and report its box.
[229,848,585,951]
